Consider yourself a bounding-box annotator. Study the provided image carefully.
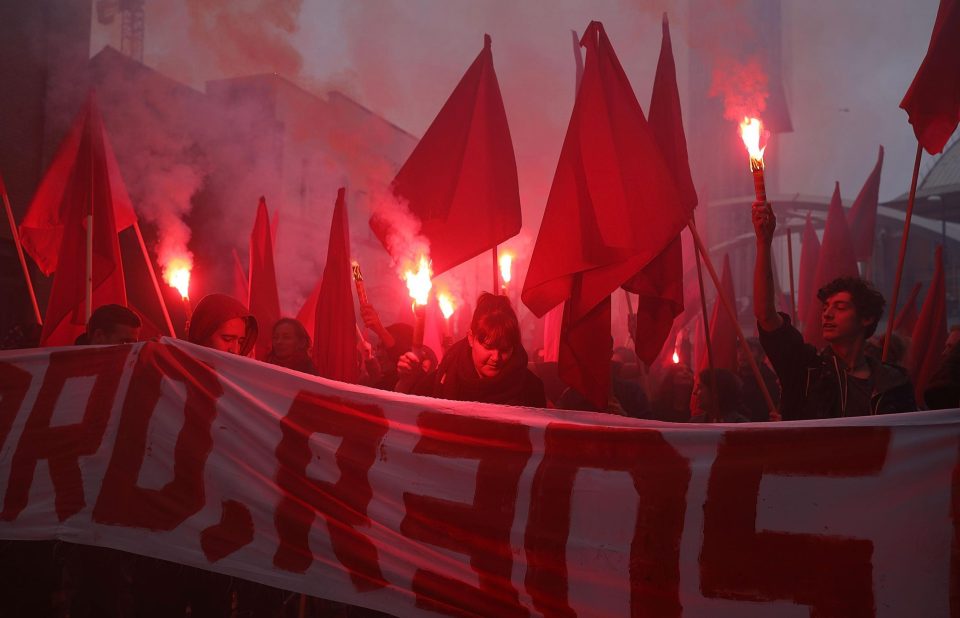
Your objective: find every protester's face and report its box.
[206,318,248,355]
[468,331,514,379]
[272,323,301,359]
[821,292,869,343]
[690,379,714,415]
[90,325,140,345]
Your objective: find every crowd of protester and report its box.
[3,201,960,616]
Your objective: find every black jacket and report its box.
[758,313,917,420]
[404,338,546,408]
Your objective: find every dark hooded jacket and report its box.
[187,294,258,357]
[405,338,546,408]
[759,313,917,420]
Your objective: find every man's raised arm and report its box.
[752,201,784,332]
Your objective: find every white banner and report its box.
[0,339,957,616]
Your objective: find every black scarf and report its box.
[431,338,531,405]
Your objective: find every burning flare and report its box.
[738,117,766,171]
[672,351,680,364]
[164,256,192,299]
[437,292,455,320]
[499,252,513,284]
[404,256,433,306]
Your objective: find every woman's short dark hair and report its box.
[272,317,311,350]
[470,293,521,351]
[817,276,886,338]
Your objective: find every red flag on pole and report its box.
[894,281,922,337]
[371,34,521,276]
[797,212,821,329]
[625,14,696,366]
[248,196,281,360]
[20,94,137,276]
[848,146,885,261]
[22,95,134,346]
[802,183,860,347]
[522,22,691,407]
[900,0,960,154]
[231,248,247,306]
[908,246,947,405]
[314,188,358,383]
[296,277,322,345]
[698,254,738,372]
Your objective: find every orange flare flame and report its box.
[437,292,455,320]
[404,256,432,306]
[672,351,680,364]
[499,252,513,284]
[738,117,766,171]
[163,256,192,299]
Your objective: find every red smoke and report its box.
[709,55,769,122]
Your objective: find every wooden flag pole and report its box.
[85,213,94,322]
[132,221,176,337]
[1,181,42,324]
[693,227,717,374]
[688,218,780,420]
[786,227,797,323]
[492,245,500,294]
[882,141,924,362]
[691,214,720,421]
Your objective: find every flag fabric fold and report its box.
[231,248,248,307]
[371,34,521,276]
[20,93,137,276]
[522,21,691,407]
[296,276,323,346]
[314,188,358,383]
[909,246,947,405]
[848,146,884,262]
[698,254,738,373]
[802,183,859,347]
[625,14,696,366]
[894,282,923,337]
[23,95,133,346]
[248,197,281,361]
[900,0,960,154]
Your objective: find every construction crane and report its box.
[96,0,146,63]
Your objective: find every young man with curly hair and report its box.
[752,201,916,419]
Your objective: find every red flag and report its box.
[296,276,322,344]
[848,146,884,261]
[893,282,922,337]
[797,212,821,329]
[24,95,133,346]
[541,303,563,363]
[231,248,247,305]
[802,183,859,347]
[698,254,738,372]
[314,188,358,383]
[909,246,947,404]
[522,22,691,407]
[625,14,696,366]
[900,0,960,154]
[371,34,521,276]
[249,196,281,361]
[20,93,137,276]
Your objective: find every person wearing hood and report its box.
[187,293,258,357]
[752,201,916,419]
[396,293,546,408]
